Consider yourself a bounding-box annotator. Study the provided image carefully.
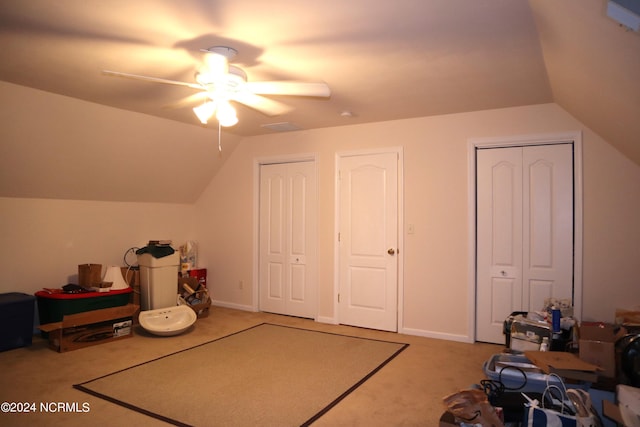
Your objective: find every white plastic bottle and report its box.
[539,337,549,351]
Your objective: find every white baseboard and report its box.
[211,300,257,312]
[209,302,473,344]
[210,301,338,324]
[400,326,474,344]
[316,315,338,325]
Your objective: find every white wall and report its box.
[2,99,638,341]
[0,198,196,294]
[195,103,640,341]
[581,126,640,321]
[0,82,232,303]
[0,81,241,204]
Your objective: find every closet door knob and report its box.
[387,248,396,255]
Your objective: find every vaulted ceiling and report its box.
[1,0,639,201]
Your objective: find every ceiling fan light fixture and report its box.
[216,101,238,127]
[202,51,230,79]
[193,101,216,124]
[219,115,238,127]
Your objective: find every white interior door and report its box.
[259,161,317,318]
[338,152,399,332]
[476,144,574,344]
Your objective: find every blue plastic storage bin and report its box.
[483,353,591,394]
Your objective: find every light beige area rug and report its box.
[74,323,408,426]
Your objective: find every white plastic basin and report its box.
[138,305,196,336]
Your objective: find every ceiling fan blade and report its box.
[163,92,210,109]
[232,91,293,116]
[102,70,202,90]
[245,81,331,98]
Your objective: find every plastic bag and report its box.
[524,405,596,427]
[179,240,198,276]
[443,388,504,426]
[523,374,601,427]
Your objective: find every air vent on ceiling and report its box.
[607,0,640,32]
[261,122,302,132]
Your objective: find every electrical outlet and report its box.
[407,224,415,234]
[238,280,244,290]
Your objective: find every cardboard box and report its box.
[579,322,626,379]
[524,350,599,383]
[178,277,211,318]
[602,399,624,425]
[615,308,640,325]
[39,304,139,353]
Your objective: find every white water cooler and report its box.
[137,252,180,311]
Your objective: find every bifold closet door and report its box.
[259,161,317,319]
[476,144,573,344]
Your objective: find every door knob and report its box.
[387,248,396,255]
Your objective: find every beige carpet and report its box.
[74,323,408,426]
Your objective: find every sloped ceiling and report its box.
[0,0,638,203]
[530,0,640,164]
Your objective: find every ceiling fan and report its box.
[103,46,331,127]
